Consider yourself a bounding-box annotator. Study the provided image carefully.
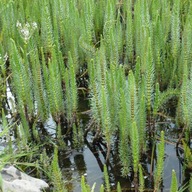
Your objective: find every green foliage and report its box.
[139,164,145,192]
[190,176,192,192]
[99,184,105,192]
[170,170,178,192]
[117,182,122,192]
[81,176,90,192]
[182,140,192,169]
[145,37,155,116]
[131,122,140,174]
[29,46,48,122]
[46,47,64,122]
[104,164,110,192]
[0,173,2,192]
[51,147,66,192]
[118,87,131,176]
[81,176,96,192]
[65,51,78,122]
[1,0,192,191]
[154,131,165,191]
[40,2,54,52]
[171,0,181,59]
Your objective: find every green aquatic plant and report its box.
[65,51,78,123]
[99,184,104,192]
[118,87,131,176]
[0,50,7,111]
[138,164,145,192]
[9,39,33,139]
[144,37,155,128]
[40,2,54,53]
[171,0,180,60]
[154,131,165,192]
[81,176,96,192]
[190,176,192,192]
[2,0,192,191]
[176,61,192,147]
[170,170,178,192]
[81,176,90,192]
[51,147,66,192]
[124,0,134,64]
[131,122,140,191]
[29,47,48,122]
[104,164,110,192]
[182,140,192,169]
[117,182,122,192]
[46,47,64,123]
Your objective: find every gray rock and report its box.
[1,165,49,192]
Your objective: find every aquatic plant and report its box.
[181,140,192,169]
[117,182,122,192]
[1,0,192,191]
[131,122,140,190]
[81,176,88,192]
[190,177,192,192]
[51,147,66,192]
[170,170,178,192]
[104,164,110,192]
[154,131,165,192]
[138,164,145,192]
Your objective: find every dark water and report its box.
[57,140,182,192]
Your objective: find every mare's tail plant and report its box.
[65,51,78,124]
[9,39,34,139]
[138,164,145,192]
[104,164,110,192]
[117,182,122,192]
[51,147,66,192]
[154,131,165,192]
[81,176,96,192]
[131,122,140,191]
[170,170,178,192]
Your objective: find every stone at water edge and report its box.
[1,165,49,192]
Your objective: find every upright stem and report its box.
[150,140,156,177]
[134,172,138,192]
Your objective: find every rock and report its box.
[1,165,49,192]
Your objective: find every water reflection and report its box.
[59,140,183,192]
[163,144,181,190]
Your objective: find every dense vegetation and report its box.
[0,0,192,191]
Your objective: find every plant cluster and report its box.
[0,0,192,191]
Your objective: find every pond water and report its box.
[55,138,182,192]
